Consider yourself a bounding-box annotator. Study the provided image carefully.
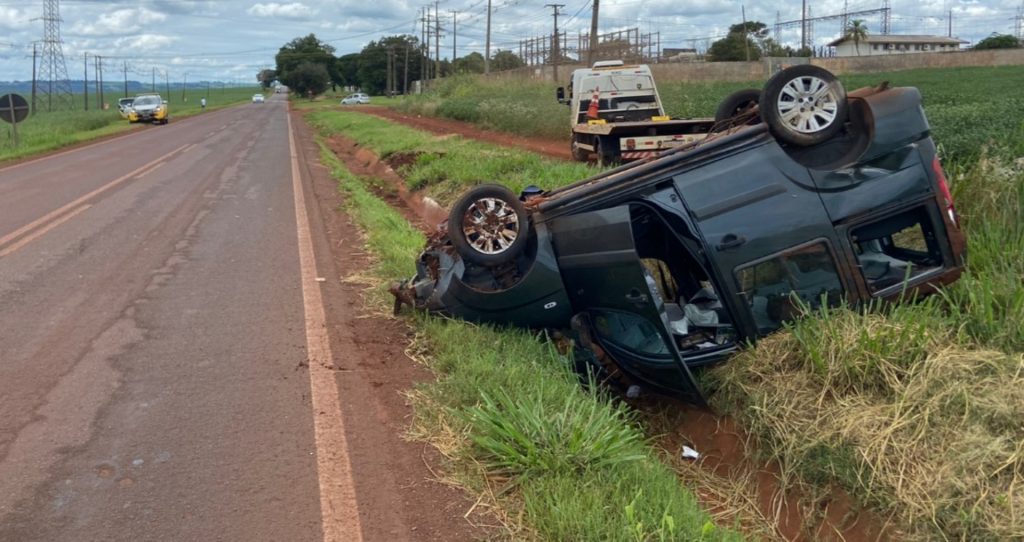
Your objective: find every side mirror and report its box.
[556,87,565,103]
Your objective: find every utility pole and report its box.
[151,67,155,92]
[386,47,393,96]
[83,52,88,111]
[434,1,441,80]
[742,5,750,62]
[164,71,169,99]
[123,61,128,98]
[97,55,104,109]
[484,0,492,74]
[546,4,564,82]
[450,10,458,64]
[404,46,410,94]
[182,72,187,102]
[948,9,953,37]
[31,43,37,113]
[801,0,807,51]
[588,0,599,65]
[420,7,428,83]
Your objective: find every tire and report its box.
[570,137,588,161]
[448,184,530,267]
[760,65,848,147]
[595,137,617,168]
[714,88,761,123]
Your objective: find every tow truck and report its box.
[557,61,722,165]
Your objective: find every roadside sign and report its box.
[0,93,30,124]
[0,93,29,148]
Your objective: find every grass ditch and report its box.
[309,92,1023,539]
[314,128,740,541]
[0,87,265,163]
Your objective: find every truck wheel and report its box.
[761,65,847,147]
[714,88,761,123]
[570,138,588,161]
[595,137,618,168]
[448,184,530,267]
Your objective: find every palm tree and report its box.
[845,20,869,56]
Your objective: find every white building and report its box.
[827,35,967,57]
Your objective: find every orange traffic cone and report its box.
[586,87,600,119]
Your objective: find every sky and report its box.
[0,0,1020,82]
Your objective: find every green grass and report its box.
[315,123,740,541]
[0,87,264,163]
[305,109,592,205]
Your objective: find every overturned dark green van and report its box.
[391,66,966,404]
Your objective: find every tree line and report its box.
[263,34,526,97]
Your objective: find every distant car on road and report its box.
[252,94,265,104]
[117,97,134,119]
[127,94,168,124]
[340,93,370,105]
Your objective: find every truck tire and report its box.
[595,137,618,168]
[570,136,589,161]
[448,184,530,267]
[714,88,761,123]
[760,65,848,147]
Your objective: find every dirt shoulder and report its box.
[356,105,572,161]
[291,110,494,540]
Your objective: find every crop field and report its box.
[0,87,263,163]
[324,63,1024,540]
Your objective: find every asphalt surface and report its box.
[0,96,324,540]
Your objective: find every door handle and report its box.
[716,233,747,251]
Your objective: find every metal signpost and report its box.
[0,93,31,148]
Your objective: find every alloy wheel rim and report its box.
[776,75,839,134]
[462,197,520,255]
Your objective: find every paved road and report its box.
[0,96,333,540]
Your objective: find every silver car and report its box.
[340,93,370,105]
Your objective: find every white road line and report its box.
[287,111,363,542]
[0,144,188,251]
[0,204,92,258]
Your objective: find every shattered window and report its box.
[735,241,844,333]
[851,206,943,293]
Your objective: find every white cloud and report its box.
[71,8,168,36]
[0,8,32,31]
[114,34,178,51]
[247,3,317,19]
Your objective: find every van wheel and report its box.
[448,184,530,267]
[761,65,848,147]
[714,88,761,123]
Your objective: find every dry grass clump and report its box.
[710,305,1024,540]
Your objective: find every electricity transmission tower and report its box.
[1015,2,1023,42]
[38,0,74,111]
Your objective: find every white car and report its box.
[340,93,370,105]
[252,94,265,103]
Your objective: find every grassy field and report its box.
[394,65,1024,163]
[315,63,1024,540]
[0,87,264,163]
[309,115,741,540]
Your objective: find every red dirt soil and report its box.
[321,119,891,541]
[357,106,573,161]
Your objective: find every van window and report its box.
[851,206,943,293]
[592,310,670,357]
[735,241,844,333]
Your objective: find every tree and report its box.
[287,61,329,98]
[490,50,525,71]
[336,53,360,88]
[356,35,425,95]
[453,52,485,74]
[708,22,768,61]
[973,33,1021,50]
[256,69,277,89]
[844,19,869,56]
[275,34,337,91]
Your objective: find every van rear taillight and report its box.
[932,155,959,228]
